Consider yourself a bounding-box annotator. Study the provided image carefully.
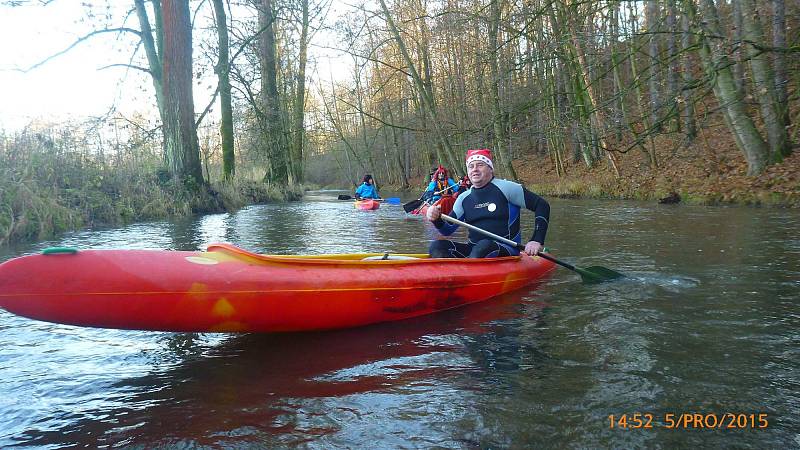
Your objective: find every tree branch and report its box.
[97,63,152,74]
[18,27,142,73]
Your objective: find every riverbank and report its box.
[0,165,303,247]
[514,127,799,207]
[3,129,796,248]
[0,129,309,247]
[343,138,799,208]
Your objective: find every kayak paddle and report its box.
[403,196,426,213]
[403,185,458,213]
[437,215,625,283]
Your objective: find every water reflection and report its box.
[9,295,546,448]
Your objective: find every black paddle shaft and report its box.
[402,185,458,213]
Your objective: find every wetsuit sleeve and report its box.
[432,212,459,235]
[432,193,465,235]
[523,188,549,244]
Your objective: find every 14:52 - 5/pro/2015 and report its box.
[608,413,769,430]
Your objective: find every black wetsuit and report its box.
[430,178,549,258]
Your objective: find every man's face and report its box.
[467,161,493,188]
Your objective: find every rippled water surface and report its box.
[0,193,798,448]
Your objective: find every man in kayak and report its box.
[355,174,381,200]
[426,149,549,258]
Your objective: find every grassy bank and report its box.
[0,129,303,247]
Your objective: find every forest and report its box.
[0,0,797,246]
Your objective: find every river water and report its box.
[0,192,797,448]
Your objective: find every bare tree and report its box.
[740,0,791,161]
[692,0,770,174]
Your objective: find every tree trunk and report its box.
[258,0,287,184]
[488,0,517,179]
[645,0,662,131]
[609,1,625,141]
[771,0,790,130]
[680,9,697,140]
[627,1,659,168]
[212,0,235,181]
[665,0,678,131]
[134,0,165,156]
[731,0,746,96]
[161,0,203,186]
[740,0,791,161]
[290,0,310,185]
[693,0,770,175]
[563,1,621,176]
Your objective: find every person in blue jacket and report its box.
[424,165,459,202]
[355,174,381,200]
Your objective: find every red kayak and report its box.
[0,244,555,333]
[355,199,380,210]
[411,196,455,216]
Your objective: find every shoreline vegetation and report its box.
[2,124,796,248]
[0,128,303,247]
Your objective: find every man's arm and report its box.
[493,179,550,246]
[428,194,465,236]
[523,188,549,245]
[431,211,459,236]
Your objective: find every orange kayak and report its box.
[354,199,380,210]
[0,244,555,333]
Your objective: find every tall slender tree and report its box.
[289,0,310,184]
[772,0,789,127]
[212,0,235,181]
[489,0,517,179]
[258,0,288,183]
[740,0,791,161]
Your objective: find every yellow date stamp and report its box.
[608,413,769,430]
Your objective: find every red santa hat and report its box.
[433,165,449,178]
[465,149,493,170]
